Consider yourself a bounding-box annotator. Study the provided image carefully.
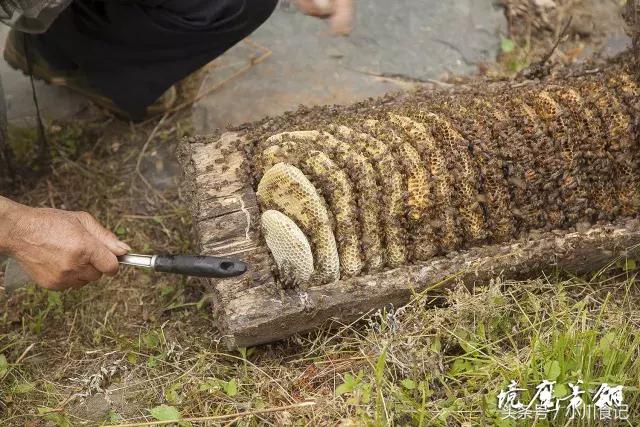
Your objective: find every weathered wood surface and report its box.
[176,131,274,299]
[177,133,640,349]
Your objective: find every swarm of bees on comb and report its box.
[247,65,640,288]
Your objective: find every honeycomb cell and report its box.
[607,74,640,214]
[461,97,515,241]
[261,209,314,286]
[257,131,319,174]
[533,91,571,159]
[548,88,596,225]
[301,150,363,277]
[417,111,485,248]
[386,113,440,259]
[592,90,636,216]
[386,114,432,221]
[257,163,340,284]
[331,125,408,267]
[352,117,436,259]
[572,81,618,220]
[258,130,384,273]
[247,65,640,288]
[524,90,569,229]
[357,118,430,220]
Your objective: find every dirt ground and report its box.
[1,1,639,426]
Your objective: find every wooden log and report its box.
[177,132,640,349]
[176,131,275,310]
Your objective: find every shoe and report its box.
[3,29,177,120]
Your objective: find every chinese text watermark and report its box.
[497,380,629,421]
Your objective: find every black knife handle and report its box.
[154,255,247,278]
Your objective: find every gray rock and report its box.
[601,32,631,59]
[3,258,31,293]
[0,26,89,123]
[70,393,112,423]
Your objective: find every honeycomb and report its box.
[250,65,640,287]
[330,125,407,267]
[261,209,314,286]
[256,162,339,284]
[257,131,380,274]
[302,150,363,277]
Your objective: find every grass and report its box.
[2,10,640,421]
[1,119,640,427]
[2,252,639,425]
[1,130,639,424]
[1,112,639,425]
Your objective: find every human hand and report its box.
[1,202,130,290]
[295,0,355,35]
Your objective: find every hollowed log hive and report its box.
[177,60,640,349]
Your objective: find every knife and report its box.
[117,254,247,278]
[2,254,247,292]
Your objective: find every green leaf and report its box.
[476,322,486,340]
[438,407,451,423]
[198,379,219,392]
[459,339,479,355]
[501,38,516,54]
[451,358,472,375]
[142,332,160,348]
[335,382,353,396]
[127,352,138,365]
[146,356,158,368]
[12,382,36,394]
[160,285,175,297]
[108,410,123,423]
[47,292,63,309]
[375,348,387,384]
[617,258,637,271]
[0,354,8,377]
[554,383,569,398]
[150,404,181,421]
[625,259,636,270]
[430,337,442,353]
[44,413,71,427]
[401,379,416,390]
[344,373,355,385]
[39,407,71,427]
[224,378,238,397]
[361,383,372,404]
[544,360,561,380]
[599,331,616,349]
[237,347,256,360]
[165,383,182,404]
[115,225,127,237]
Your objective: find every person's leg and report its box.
[9,0,278,119]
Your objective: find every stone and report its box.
[0,26,89,124]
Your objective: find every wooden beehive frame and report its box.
[177,131,640,349]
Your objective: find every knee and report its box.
[245,0,278,30]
